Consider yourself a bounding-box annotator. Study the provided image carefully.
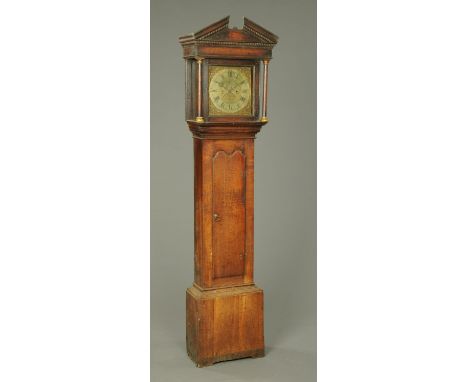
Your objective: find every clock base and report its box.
[186,285,265,367]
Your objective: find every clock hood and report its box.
[179,16,278,59]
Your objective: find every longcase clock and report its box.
[179,16,278,367]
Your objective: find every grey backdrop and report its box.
[151,1,316,381]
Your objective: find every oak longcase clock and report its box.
[179,16,278,367]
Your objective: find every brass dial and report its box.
[208,66,252,115]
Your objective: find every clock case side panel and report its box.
[185,59,198,121]
[202,59,260,123]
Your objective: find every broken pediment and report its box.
[179,16,278,59]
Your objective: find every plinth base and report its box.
[186,285,265,367]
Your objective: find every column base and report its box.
[186,285,265,367]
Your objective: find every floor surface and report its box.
[151,319,315,382]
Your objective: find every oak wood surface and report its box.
[180,16,277,367]
[186,285,264,367]
[193,138,255,290]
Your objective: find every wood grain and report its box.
[180,16,277,367]
[186,285,264,367]
[212,150,246,279]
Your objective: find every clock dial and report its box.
[208,66,252,115]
